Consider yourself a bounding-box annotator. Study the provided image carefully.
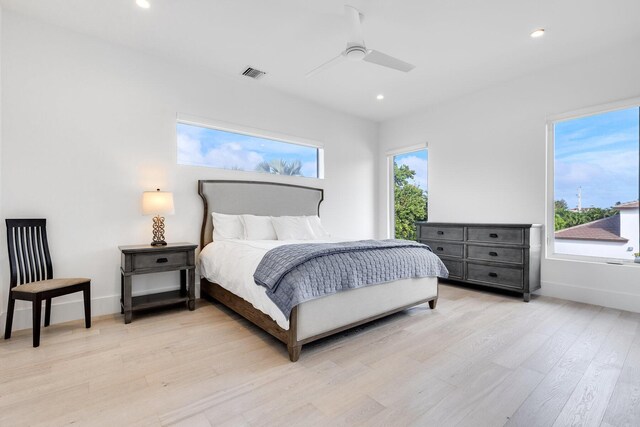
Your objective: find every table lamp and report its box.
[142,189,175,246]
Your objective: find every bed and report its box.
[197,180,440,362]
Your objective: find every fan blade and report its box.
[363,49,415,72]
[306,54,346,78]
[344,5,364,45]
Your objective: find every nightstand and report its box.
[118,242,197,324]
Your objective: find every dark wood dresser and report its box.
[416,222,542,301]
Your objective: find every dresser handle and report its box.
[489,251,498,256]
[437,247,444,251]
[156,257,168,263]
[489,233,498,238]
[488,272,498,277]
[437,231,444,235]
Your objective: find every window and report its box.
[551,105,639,261]
[177,121,322,178]
[391,148,428,240]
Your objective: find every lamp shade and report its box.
[142,189,175,216]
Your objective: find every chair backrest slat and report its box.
[29,226,39,281]
[25,227,36,283]
[17,227,28,284]
[37,226,51,281]
[6,219,53,288]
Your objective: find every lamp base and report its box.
[151,215,167,247]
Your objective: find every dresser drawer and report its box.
[467,227,524,245]
[440,258,463,279]
[424,241,464,258]
[132,251,188,270]
[420,225,464,241]
[467,245,524,265]
[466,263,523,290]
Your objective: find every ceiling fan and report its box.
[306,5,415,78]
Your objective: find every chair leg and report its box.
[83,285,91,329]
[33,297,42,348]
[44,298,52,327]
[4,296,15,340]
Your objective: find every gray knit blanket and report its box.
[254,239,448,319]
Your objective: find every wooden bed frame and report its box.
[197,179,438,362]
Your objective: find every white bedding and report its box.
[199,239,339,330]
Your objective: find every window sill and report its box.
[546,253,640,267]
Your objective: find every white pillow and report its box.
[241,215,277,240]
[211,212,244,241]
[306,215,330,239]
[271,216,316,240]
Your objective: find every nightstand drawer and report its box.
[467,227,524,245]
[467,245,524,264]
[466,263,523,290]
[424,241,464,258]
[133,251,187,270]
[420,226,464,241]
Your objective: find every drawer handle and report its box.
[156,257,169,264]
[489,233,499,238]
[489,251,498,257]
[437,231,444,235]
[436,247,444,251]
[488,272,498,278]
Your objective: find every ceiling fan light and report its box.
[376,94,384,100]
[345,46,367,61]
[136,0,150,9]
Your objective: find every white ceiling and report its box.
[2,0,640,122]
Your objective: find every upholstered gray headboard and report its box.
[198,180,324,248]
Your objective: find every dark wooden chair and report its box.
[4,219,91,347]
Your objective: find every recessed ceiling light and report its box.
[376,94,384,100]
[530,28,545,38]
[136,0,150,9]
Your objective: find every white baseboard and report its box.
[539,280,640,313]
[0,283,201,334]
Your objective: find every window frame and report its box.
[176,113,325,179]
[386,143,429,238]
[546,97,640,264]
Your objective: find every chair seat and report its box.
[11,278,90,294]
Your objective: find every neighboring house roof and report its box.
[555,215,628,242]
[613,201,639,210]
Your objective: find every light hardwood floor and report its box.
[1,283,639,427]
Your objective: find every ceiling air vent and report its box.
[241,67,266,79]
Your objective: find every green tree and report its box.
[554,199,618,231]
[255,159,303,176]
[555,199,568,211]
[394,162,427,240]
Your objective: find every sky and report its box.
[395,149,428,191]
[554,107,639,209]
[177,123,318,177]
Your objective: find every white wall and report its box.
[0,12,379,331]
[555,239,632,260]
[621,209,640,255]
[378,37,640,313]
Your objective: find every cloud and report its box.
[556,131,638,158]
[177,133,206,165]
[555,148,639,207]
[178,131,265,171]
[397,155,428,190]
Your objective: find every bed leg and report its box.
[287,306,301,362]
[288,344,302,362]
[428,298,438,309]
